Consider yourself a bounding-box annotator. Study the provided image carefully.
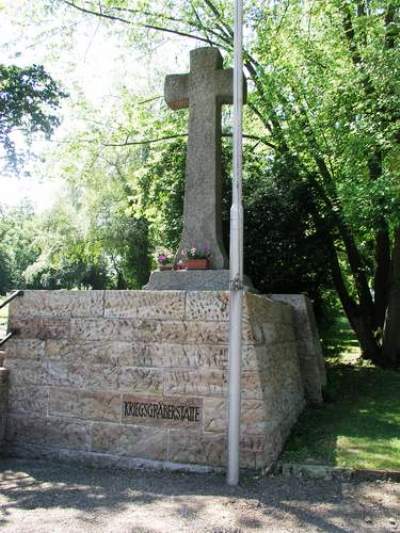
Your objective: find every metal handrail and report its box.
[0,290,23,348]
[0,290,24,311]
[0,331,16,348]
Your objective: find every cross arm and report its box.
[216,68,247,105]
[164,73,189,110]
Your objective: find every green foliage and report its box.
[0,203,40,291]
[5,0,400,364]
[0,247,12,295]
[0,64,66,169]
[137,139,185,250]
[137,138,333,302]
[243,152,330,300]
[23,199,151,290]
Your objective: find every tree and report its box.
[0,64,66,169]
[56,0,400,368]
[23,193,151,290]
[0,202,41,292]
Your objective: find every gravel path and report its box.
[0,459,398,532]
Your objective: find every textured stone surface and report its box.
[49,388,122,423]
[138,344,228,370]
[167,431,225,466]
[118,367,163,394]
[92,423,168,460]
[10,290,104,319]
[46,340,138,366]
[0,367,8,449]
[10,318,70,340]
[5,360,48,387]
[186,291,230,321]
[164,47,246,269]
[4,339,45,361]
[8,386,47,416]
[203,397,267,434]
[46,417,92,450]
[3,289,324,470]
[270,294,326,404]
[164,369,226,397]
[104,291,185,320]
[144,270,254,291]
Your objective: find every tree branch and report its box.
[62,0,223,47]
[203,0,234,40]
[103,134,186,147]
[103,132,277,150]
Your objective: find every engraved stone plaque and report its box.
[122,395,203,428]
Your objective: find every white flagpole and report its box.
[227,0,243,486]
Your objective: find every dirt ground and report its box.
[0,459,398,532]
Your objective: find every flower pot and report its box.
[184,259,209,270]
[159,264,174,271]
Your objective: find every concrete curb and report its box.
[276,462,400,483]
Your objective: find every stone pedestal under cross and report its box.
[165,47,247,269]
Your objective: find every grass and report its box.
[282,317,400,471]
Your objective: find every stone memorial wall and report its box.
[1,290,322,471]
[0,354,8,452]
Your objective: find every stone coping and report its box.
[144,271,255,291]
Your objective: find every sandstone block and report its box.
[9,291,48,318]
[276,323,296,343]
[85,365,120,390]
[104,291,185,320]
[91,422,168,460]
[240,451,258,469]
[144,320,228,344]
[270,294,326,402]
[185,291,229,321]
[4,339,45,361]
[47,361,89,388]
[167,431,225,466]
[118,367,163,394]
[6,360,48,387]
[202,397,226,432]
[10,290,104,319]
[241,371,265,400]
[47,290,104,318]
[240,433,265,453]
[154,344,228,370]
[164,369,226,397]
[46,339,140,367]
[70,319,135,342]
[48,361,120,392]
[49,388,122,422]
[244,294,290,324]
[9,318,70,340]
[5,415,47,445]
[8,386,48,416]
[202,398,268,434]
[241,345,268,371]
[46,417,91,450]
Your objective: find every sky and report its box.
[0,0,192,212]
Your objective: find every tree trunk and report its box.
[316,213,382,363]
[382,228,400,368]
[350,313,381,365]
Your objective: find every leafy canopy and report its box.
[0,64,66,169]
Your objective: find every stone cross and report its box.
[165,47,247,269]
